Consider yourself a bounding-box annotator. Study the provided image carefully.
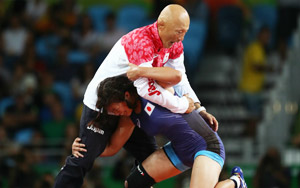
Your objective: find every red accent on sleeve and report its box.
[147,79,161,96]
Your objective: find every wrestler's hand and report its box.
[72,137,87,158]
[127,63,140,81]
[183,94,195,114]
[199,111,219,131]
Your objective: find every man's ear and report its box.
[157,20,165,30]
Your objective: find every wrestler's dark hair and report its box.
[96,75,137,109]
[88,75,137,128]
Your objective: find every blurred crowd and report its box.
[0,0,114,187]
[0,0,299,187]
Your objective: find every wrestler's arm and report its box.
[101,116,135,156]
[72,116,135,157]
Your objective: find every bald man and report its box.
[54,4,218,188]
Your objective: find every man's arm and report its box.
[165,54,200,104]
[127,61,195,114]
[166,54,219,130]
[134,77,195,114]
[127,63,182,88]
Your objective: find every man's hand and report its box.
[72,137,87,158]
[183,94,195,113]
[199,110,219,131]
[127,63,140,81]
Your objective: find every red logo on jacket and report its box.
[147,79,161,96]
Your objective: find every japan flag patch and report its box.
[144,102,155,116]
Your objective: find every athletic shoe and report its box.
[231,166,247,188]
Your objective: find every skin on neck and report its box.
[134,99,142,114]
[157,4,190,48]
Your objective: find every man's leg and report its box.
[53,105,119,188]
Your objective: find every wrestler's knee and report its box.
[125,164,155,188]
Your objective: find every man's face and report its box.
[159,19,189,48]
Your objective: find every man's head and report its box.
[157,4,190,48]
